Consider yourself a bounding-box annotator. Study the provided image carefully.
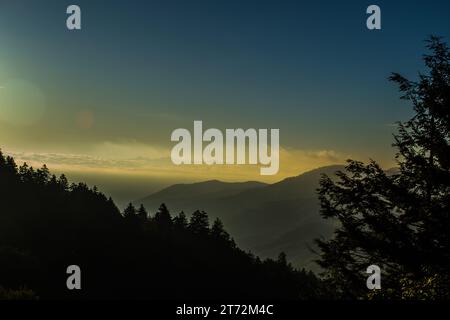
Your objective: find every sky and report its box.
[0,0,449,206]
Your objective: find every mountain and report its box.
[137,180,268,214]
[137,165,345,270]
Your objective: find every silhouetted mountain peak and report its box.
[137,179,268,209]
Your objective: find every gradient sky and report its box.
[0,0,449,205]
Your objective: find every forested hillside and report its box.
[0,151,324,299]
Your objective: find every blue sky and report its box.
[0,0,449,203]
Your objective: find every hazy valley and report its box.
[137,165,344,270]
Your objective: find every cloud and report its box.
[276,148,349,178]
[4,143,349,183]
[6,141,169,171]
[9,151,151,168]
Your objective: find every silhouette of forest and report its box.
[0,152,324,299]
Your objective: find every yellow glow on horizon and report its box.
[3,145,396,185]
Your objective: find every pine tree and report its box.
[154,203,172,231]
[173,211,188,230]
[137,204,148,221]
[277,252,288,266]
[211,218,231,243]
[188,210,209,236]
[0,154,18,189]
[316,36,450,299]
[4,156,17,176]
[123,202,137,218]
[0,149,5,167]
[35,165,50,185]
[58,174,69,191]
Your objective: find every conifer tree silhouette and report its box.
[173,211,188,230]
[316,36,450,299]
[189,210,209,236]
[123,202,137,218]
[137,204,148,221]
[211,218,231,243]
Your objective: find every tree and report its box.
[188,210,209,236]
[123,203,136,218]
[35,165,50,185]
[0,149,5,167]
[137,204,148,221]
[278,252,288,266]
[154,203,172,232]
[316,36,450,299]
[211,218,231,243]
[2,155,17,178]
[58,174,69,191]
[173,211,188,230]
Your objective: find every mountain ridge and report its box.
[136,165,347,270]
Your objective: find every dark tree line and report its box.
[0,154,323,299]
[316,36,450,299]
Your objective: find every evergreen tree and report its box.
[0,149,4,167]
[137,204,148,221]
[4,155,17,177]
[123,203,137,218]
[211,218,231,243]
[173,211,188,230]
[58,174,69,191]
[189,210,209,236]
[154,203,172,231]
[35,165,50,185]
[278,252,288,266]
[316,36,450,299]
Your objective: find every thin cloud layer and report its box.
[5,143,349,182]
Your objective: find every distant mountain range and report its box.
[137,165,346,270]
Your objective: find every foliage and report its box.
[316,36,450,299]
